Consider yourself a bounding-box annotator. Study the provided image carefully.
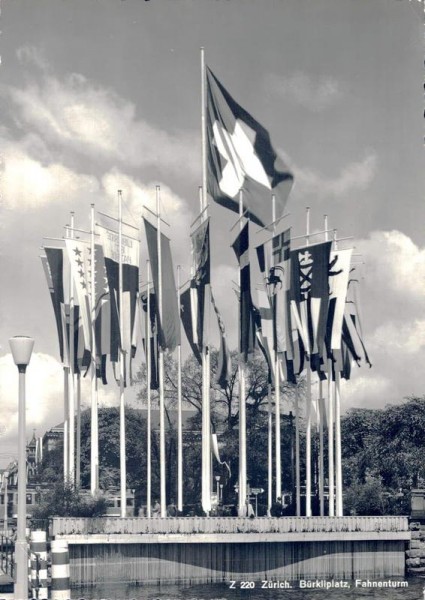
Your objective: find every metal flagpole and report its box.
[76,372,81,488]
[333,229,343,517]
[63,226,70,483]
[272,195,281,502]
[118,191,127,517]
[305,206,312,517]
[90,204,99,495]
[68,213,75,486]
[177,265,183,513]
[335,371,343,516]
[63,368,69,482]
[295,383,301,516]
[201,49,212,515]
[156,185,167,517]
[146,260,152,518]
[319,379,324,516]
[326,218,335,517]
[328,363,335,516]
[267,382,273,513]
[238,190,247,515]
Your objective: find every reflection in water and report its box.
[74,578,425,600]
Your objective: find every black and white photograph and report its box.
[0,1,424,598]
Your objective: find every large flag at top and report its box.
[206,67,294,229]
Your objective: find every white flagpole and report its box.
[328,364,335,516]
[156,185,167,517]
[333,229,343,517]
[305,206,312,517]
[90,204,99,495]
[319,379,324,516]
[177,265,183,513]
[238,190,247,515]
[272,195,281,502]
[326,219,334,517]
[118,191,127,517]
[68,213,75,486]
[76,372,81,488]
[63,368,69,482]
[317,213,328,517]
[267,382,272,513]
[201,50,212,515]
[63,225,71,483]
[146,260,152,518]
[335,372,343,516]
[295,383,301,516]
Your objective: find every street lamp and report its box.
[9,335,34,600]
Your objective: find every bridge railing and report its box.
[51,515,409,537]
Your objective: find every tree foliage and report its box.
[31,482,107,520]
[36,347,425,516]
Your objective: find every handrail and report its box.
[51,516,410,537]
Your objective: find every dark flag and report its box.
[231,221,256,362]
[42,248,69,367]
[211,291,231,389]
[93,244,110,384]
[290,241,332,371]
[255,290,275,385]
[98,223,139,382]
[144,218,180,352]
[340,273,372,378]
[180,284,202,365]
[191,219,211,350]
[206,67,294,229]
[141,290,159,390]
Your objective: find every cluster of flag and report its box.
[42,211,231,393]
[42,217,141,385]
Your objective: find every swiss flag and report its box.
[206,67,294,229]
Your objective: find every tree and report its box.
[31,481,107,521]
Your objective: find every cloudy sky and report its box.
[0,0,423,466]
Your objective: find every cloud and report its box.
[4,66,199,176]
[0,353,65,462]
[289,152,378,199]
[101,169,193,266]
[357,230,425,302]
[2,143,100,210]
[340,230,425,409]
[16,45,49,71]
[266,72,344,112]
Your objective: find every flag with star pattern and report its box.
[206,67,294,229]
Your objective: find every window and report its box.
[0,494,3,505]
[26,494,33,505]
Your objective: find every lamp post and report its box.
[9,335,34,600]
